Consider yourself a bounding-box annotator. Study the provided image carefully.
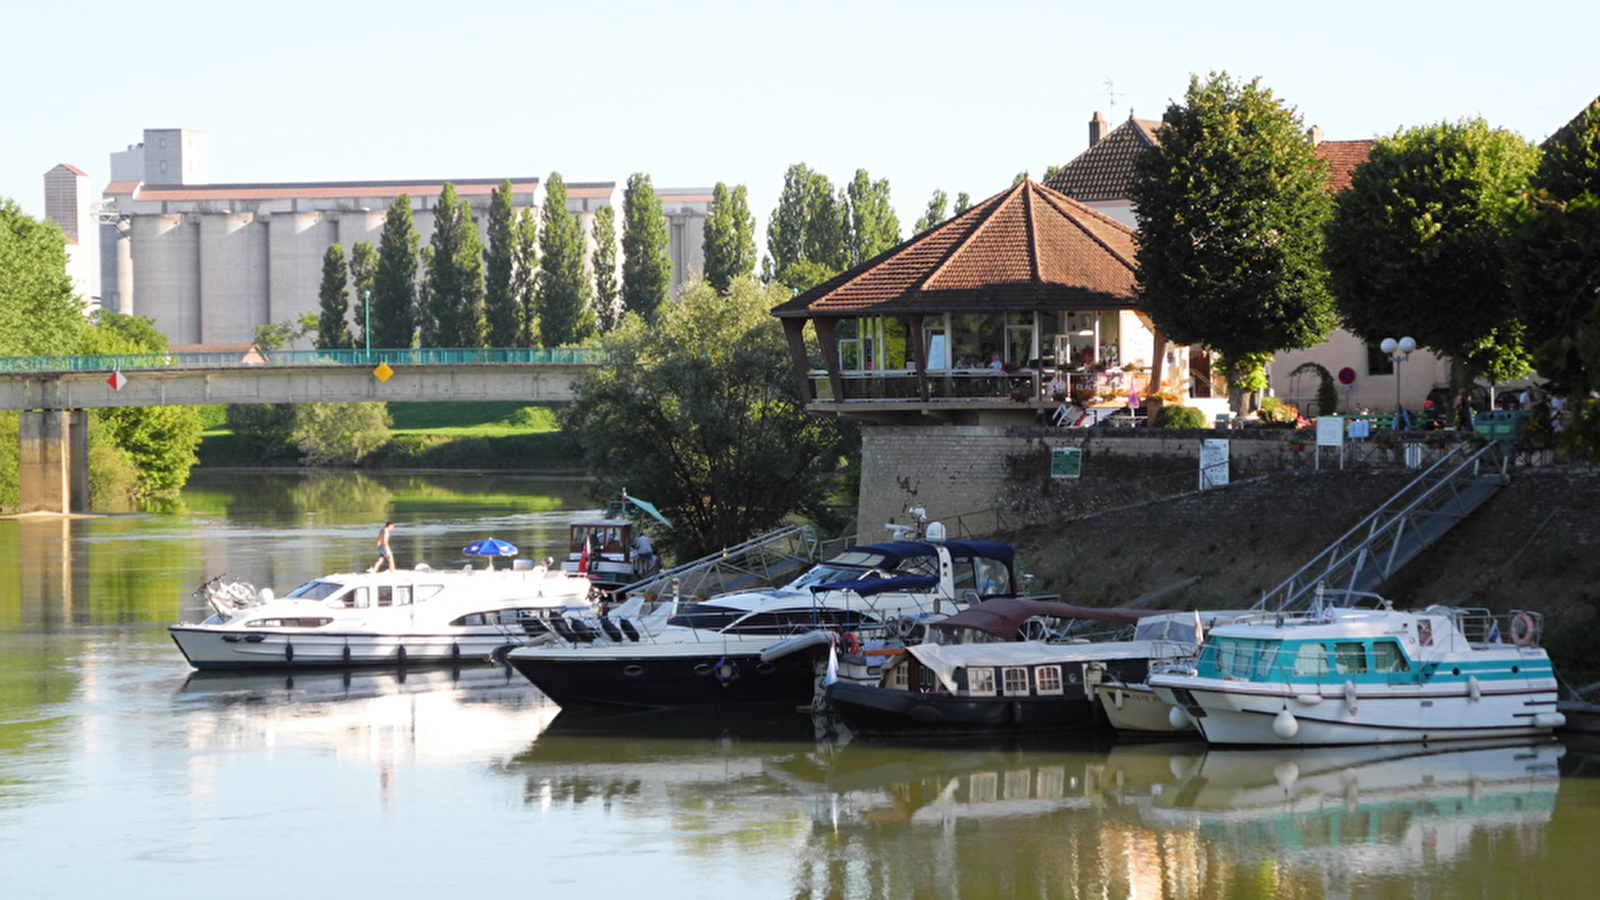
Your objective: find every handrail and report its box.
[0,347,608,373]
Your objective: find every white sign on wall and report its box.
[1199,439,1230,490]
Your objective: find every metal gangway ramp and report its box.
[612,524,822,601]
[1254,441,1512,613]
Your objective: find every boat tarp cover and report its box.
[819,575,939,597]
[907,639,1181,693]
[934,598,1178,640]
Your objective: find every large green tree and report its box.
[484,179,519,347]
[81,312,202,497]
[371,195,420,348]
[1325,118,1539,383]
[559,276,849,560]
[513,207,540,346]
[422,183,485,347]
[316,243,353,349]
[846,169,900,266]
[702,182,757,293]
[537,173,592,346]
[591,204,621,332]
[1129,72,1337,396]
[1512,98,1600,457]
[0,197,83,356]
[620,172,672,320]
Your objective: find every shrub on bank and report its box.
[1154,404,1208,428]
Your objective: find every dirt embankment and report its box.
[994,467,1600,685]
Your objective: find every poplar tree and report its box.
[513,207,540,346]
[953,192,972,215]
[765,164,848,292]
[348,241,376,349]
[371,195,419,348]
[846,168,899,266]
[424,183,485,347]
[315,243,353,349]
[621,172,671,320]
[484,179,519,347]
[537,172,591,346]
[913,189,949,234]
[703,182,757,293]
[591,205,621,332]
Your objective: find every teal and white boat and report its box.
[1148,596,1566,745]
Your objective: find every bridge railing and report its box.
[0,347,608,373]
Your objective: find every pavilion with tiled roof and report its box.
[771,178,1176,425]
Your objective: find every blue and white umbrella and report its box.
[463,537,518,559]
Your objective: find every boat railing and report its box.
[1431,606,1545,649]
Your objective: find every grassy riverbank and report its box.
[196,401,580,471]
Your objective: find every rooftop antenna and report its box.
[1103,78,1125,110]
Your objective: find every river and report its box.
[2,470,1597,899]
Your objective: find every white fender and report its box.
[1168,706,1192,730]
[1273,708,1299,739]
[1343,680,1358,714]
[1468,675,1481,702]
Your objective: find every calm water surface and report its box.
[2,470,1597,899]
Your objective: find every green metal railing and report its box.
[0,347,609,373]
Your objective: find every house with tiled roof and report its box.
[1041,112,1161,227]
[771,178,1190,426]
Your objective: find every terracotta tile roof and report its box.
[772,179,1137,318]
[1315,139,1373,191]
[50,163,89,177]
[1042,116,1162,202]
[102,180,142,196]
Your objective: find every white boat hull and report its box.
[1151,677,1564,745]
[170,626,529,669]
[1098,682,1195,735]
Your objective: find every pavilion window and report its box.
[1006,312,1035,367]
[836,317,908,372]
[950,313,1004,368]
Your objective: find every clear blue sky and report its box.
[5,0,1595,253]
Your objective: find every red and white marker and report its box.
[107,370,127,391]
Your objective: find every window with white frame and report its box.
[967,667,997,696]
[1035,665,1064,695]
[1002,666,1030,696]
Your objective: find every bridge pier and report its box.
[19,409,89,514]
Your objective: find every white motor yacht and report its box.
[170,563,595,670]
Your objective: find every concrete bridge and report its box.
[1,348,602,515]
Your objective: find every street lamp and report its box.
[363,289,371,361]
[1380,336,1416,428]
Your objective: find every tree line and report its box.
[1128,74,1598,457]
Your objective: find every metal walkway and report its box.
[1253,441,1512,612]
[612,524,824,602]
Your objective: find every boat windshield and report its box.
[786,564,876,590]
[284,581,342,601]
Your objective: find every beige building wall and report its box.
[198,213,268,343]
[1271,330,1450,416]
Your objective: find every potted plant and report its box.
[1287,437,1306,452]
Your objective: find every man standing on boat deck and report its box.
[371,521,396,572]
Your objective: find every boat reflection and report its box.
[1147,739,1564,871]
[175,663,560,764]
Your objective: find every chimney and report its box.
[1308,124,1323,146]
[1089,111,1108,147]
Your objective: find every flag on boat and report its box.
[1487,620,1501,643]
[578,540,589,573]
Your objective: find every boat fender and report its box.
[342,643,351,664]
[1168,706,1191,730]
[1511,613,1535,646]
[1468,675,1481,702]
[451,642,461,661]
[1111,689,1124,710]
[713,657,739,686]
[1273,708,1299,739]
[1533,712,1567,729]
[397,645,407,665]
[1008,700,1023,727]
[284,641,294,663]
[1343,680,1358,714]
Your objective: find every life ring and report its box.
[1510,612,1535,646]
[841,632,862,655]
